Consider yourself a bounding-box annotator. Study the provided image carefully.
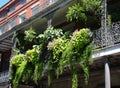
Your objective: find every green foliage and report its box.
[71,29,92,85]
[81,0,102,14]
[58,29,92,88]
[59,43,72,74]
[66,0,102,24]
[10,47,40,88]
[10,54,25,87]
[47,38,69,83]
[38,26,63,45]
[13,61,27,88]
[10,27,92,88]
[10,54,25,67]
[80,44,93,84]
[33,62,44,84]
[70,63,78,88]
[21,63,34,83]
[66,3,87,22]
[48,38,68,63]
[44,26,63,40]
[71,29,91,49]
[72,71,78,88]
[24,27,37,42]
[26,49,39,64]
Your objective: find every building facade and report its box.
[0,0,120,88]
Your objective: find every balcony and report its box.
[0,0,61,35]
[0,71,9,83]
[92,21,120,58]
[93,21,120,49]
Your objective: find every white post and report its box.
[105,60,111,88]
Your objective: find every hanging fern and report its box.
[80,0,102,14]
[72,72,78,88]
[21,62,34,83]
[26,48,39,64]
[71,65,78,88]
[33,62,45,84]
[66,3,87,22]
[47,38,69,83]
[58,28,92,88]
[59,42,72,74]
[10,26,92,88]
[79,44,93,84]
[13,61,27,88]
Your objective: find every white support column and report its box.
[105,59,111,88]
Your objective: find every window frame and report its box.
[9,18,16,30]
[19,11,26,23]
[0,25,5,35]
[0,11,7,18]
[31,3,39,16]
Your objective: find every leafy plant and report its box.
[10,54,25,67]
[24,27,37,42]
[33,62,45,84]
[37,26,63,45]
[66,0,102,27]
[13,61,27,88]
[10,27,92,88]
[26,48,39,64]
[58,29,92,88]
[47,38,69,84]
[81,0,102,15]
[10,46,40,88]
[38,26,64,61]
[66,3,87,22]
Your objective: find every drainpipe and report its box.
[105,58,111,88]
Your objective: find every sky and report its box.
[0,0,9,8]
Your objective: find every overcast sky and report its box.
[0,0,9,8]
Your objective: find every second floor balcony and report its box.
[93,21,120,49]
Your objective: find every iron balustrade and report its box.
[0,71,9,83]
[93,21,120,49]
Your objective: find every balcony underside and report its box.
[0,36,13,53]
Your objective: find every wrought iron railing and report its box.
[93,21,120,49]
[0,71,9,83]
